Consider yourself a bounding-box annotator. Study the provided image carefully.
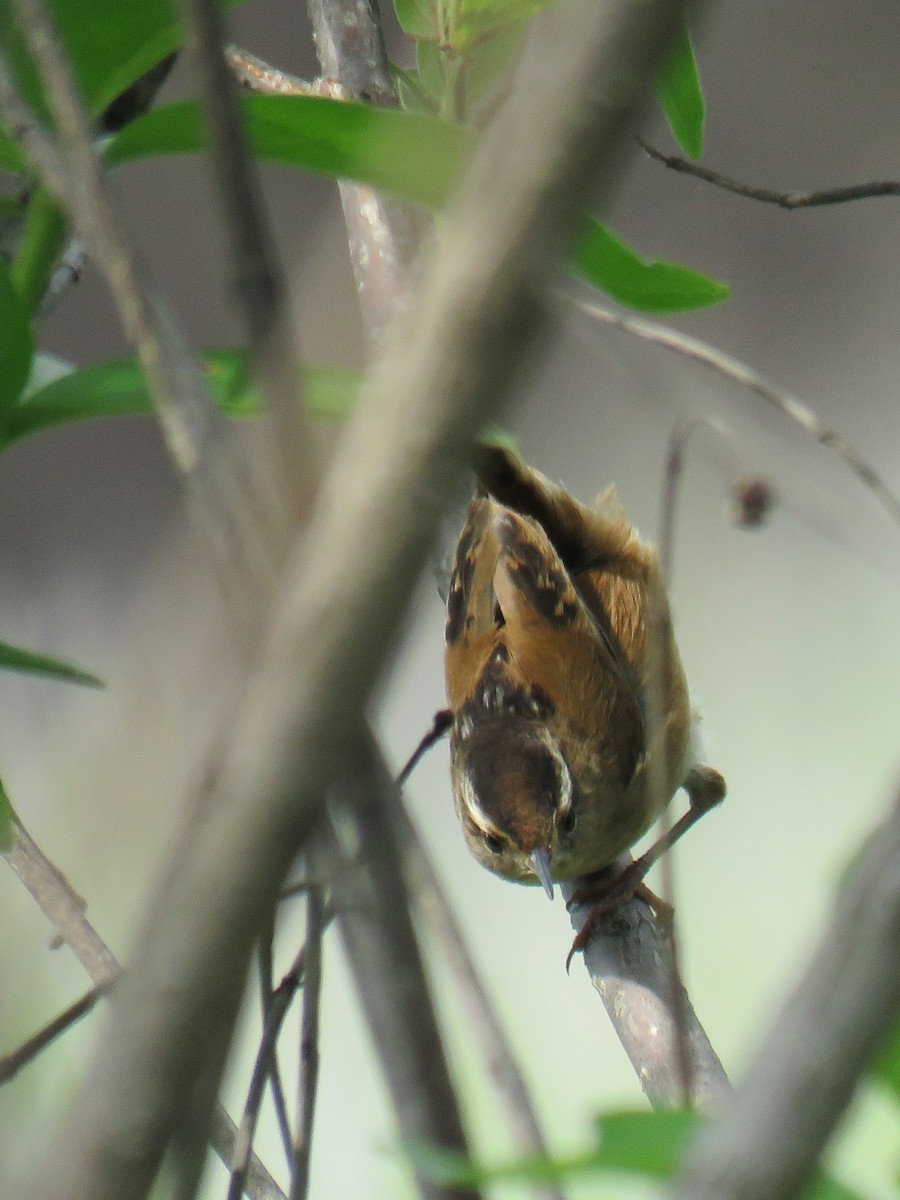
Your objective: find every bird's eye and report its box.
[559,808,576,836]
[484,832,505,854]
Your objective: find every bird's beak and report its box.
[530,847,554,900]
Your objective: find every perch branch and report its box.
[669,791,900,1200]
[640,139,900,208]
[563,879,730,1110]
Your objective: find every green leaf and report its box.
[0,256,34,416]
[0,776,13,853]
[0,0,248,126]
[409,1110,699,1187]
[415,39,447,103]
[107,95,728,314]
[870,1016,900,1099]
[7,352,361,447]
[655,18,704,159]
[576,221,729,312]
[804,1177,870,1200]
[0,638,103,688]
[454,0,553,48]
[393,0,438,38]
[106,96,471,211]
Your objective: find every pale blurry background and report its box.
[1,1,899,1197]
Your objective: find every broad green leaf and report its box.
[655,18,704,159]
[106,96,471,212]
[0,256,34,416]
[409,1110,699,1187]
[576,221,729,312]
[107,95,728,314]
[0,776,13,853]
[0,638,103,688]
[394,0,438,39]
[7,352,361,447]
[415,39,447,103]
[0,0,247,126]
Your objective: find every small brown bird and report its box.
[443,446,724,946]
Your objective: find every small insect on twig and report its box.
[420,445,726,965]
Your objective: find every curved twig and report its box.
[640,139,900,208]
[573,299,900,530]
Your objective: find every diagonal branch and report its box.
[574,298,900,530]
[3,804,283,1200]
[668,790,900,1200]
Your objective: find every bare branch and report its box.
[179,0,316,516]
[225,46,318,96]
[0,980,113,1085]
[669,792,900,1200]
[289,885,325,1200]
[563,880,731,1110]
[3,808,283,1200]
[640,139,900,208]
[227,925,330,1200]
[256,924,294,1164]
[574,299,900,530]
[327,741,477,1200]
[304,0,419,342]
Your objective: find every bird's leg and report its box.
[397,709,454,786]
[566,765,725,970]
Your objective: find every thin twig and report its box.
[289,885,325,1200]
[225,46,319,97]
[326,737,478,1200]
[391,797,565,1200]
[0,979,114,1085]
[180,0,315,518]
[3,807,284,1200]
[573,299,900,531]
[257,919,294,1163]
[669,790,900,1200]
[226,918,330,1200]
[640,139,900,208]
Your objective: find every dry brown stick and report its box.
[668,791,900,1200]
[21,3,701,1197]
[639,138,900,208]
[0,980,114,1085]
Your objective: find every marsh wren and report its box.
[442,446,725,954]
